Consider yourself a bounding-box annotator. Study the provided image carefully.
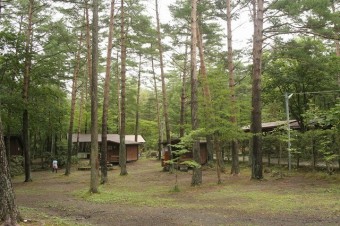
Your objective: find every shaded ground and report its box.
[13,158,340,226]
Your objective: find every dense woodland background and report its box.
[0,0,340,178]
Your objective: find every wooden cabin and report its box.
[72,134,145,163]
[4,135,23,156]
[161,138,208,167]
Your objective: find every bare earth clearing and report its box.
[13,158,340,226]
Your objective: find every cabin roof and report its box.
[71,134,145,144]
[242,120,300,132]
[160,138,207,145]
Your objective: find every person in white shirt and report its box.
[52,160,58,173]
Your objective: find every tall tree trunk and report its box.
[119,0,128,176]
[151,55,162,160]
[0,114,20,226]
[251,0,264,180]
[66,32,83,176]
[180,37,189,138]
[214,134,222,184]
[331,1,340,87]
[115,51,121,133]
[135,54,141,142]
[84,3,92,138]
[227,0,239,176]
[90,0,99,193]
[22,0,34,182]
[101,0,115,184]
[191,0,202,186]
[76,70,86,155]
[196,11,214,164]
[85,0,92,82]
[155,0,171,152]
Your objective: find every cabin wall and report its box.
[4,137,23,156]
[199,143,208,164]
[107,143,119,163]
[127,145,138,161]
[106,143,139,163]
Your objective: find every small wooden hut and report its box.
[161,138,208,167]
[72,134,145,163]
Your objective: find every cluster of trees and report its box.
[0,0,339,224]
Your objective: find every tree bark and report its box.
[251,0,264,180]
[191,0,202,186]
[0,112,20,225]
[119,0,128,176]
[227,0,240,176]
[6,113,11,165]
[155,0,171,152]
[66,31,83,176]
[101,0,115,184]
[90,0,99,193]
[22,0,34,182]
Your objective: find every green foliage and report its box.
[263,37,339,129]
[269,0,339,40]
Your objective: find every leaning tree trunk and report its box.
[155,0,171,153]
[22,0,34,182]
[0,113,20,225]
[251,0,264,180]
[191,0,202,186]
[90,0,99,193]
[119,0,128,176]
[227,0,240,176]
[66,31,83,176]
[101,0,115,184]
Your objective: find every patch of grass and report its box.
[169,185,181,193]
[198,182,340,215]
[19,207,89,226]
[73,185,177,207]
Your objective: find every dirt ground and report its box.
[12,158,340,226]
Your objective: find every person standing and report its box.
[52,160,58,173]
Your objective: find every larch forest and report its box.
[0,0,339,225]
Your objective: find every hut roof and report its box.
[242,120,300,132]
[71,134,145,144]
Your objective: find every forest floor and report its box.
[12,158,340,226]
